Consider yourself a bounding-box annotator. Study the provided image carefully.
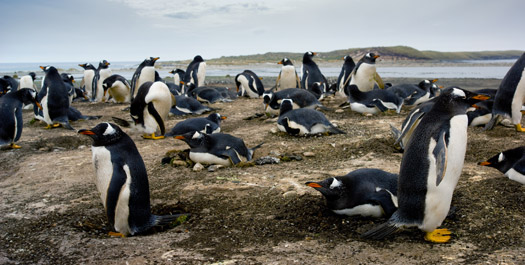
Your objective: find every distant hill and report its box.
[160,46,523,65]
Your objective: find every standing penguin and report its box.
[0,88,41,149]
[361,87,489,243]
[336,55,356,97]
[131,57,159,101]
[78,123,188,237]
[92,60,112,102]
[349,52,384,92]
[276,58,300,90]
[235,70,264,98]
[300,52,328,96]
[19,72,37,90]
[103,74,132,103]
[78,63,97,99]
[39,66,74,130]
[485,52,525,132]
[2,76,19,93]
[479,146,525,185]
[130,81,175,139]
[183,55,206,92]
[169,69,186,87]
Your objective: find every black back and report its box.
[492,52,525,116]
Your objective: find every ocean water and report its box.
[0,60,516,80]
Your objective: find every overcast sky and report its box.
[2,0,524,63]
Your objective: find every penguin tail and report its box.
[250,142,265,151]
[84,115,102,120]
[329,126,346,135]
[317,104,333,111]
[152,213,191,228]
[61,122,75,131]
[390,124,401,143]
[112,117,132,127]
[360,221,401,240]
[483,114,500,131]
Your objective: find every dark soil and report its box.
[0,77,523,264]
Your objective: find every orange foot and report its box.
[516,124,525,132]
[142,133,165,140]
[9,143,21,149]
[108,231,126,238]
[424,228,452,243]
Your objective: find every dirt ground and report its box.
[0,77,524,264]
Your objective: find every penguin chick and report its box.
[306,168,398,218]
[479,146,525,185]
[79,123,189,237]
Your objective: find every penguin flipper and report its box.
[390,124,402,143]
[281,117,300,135]
[483,114,501,131]
[112,117,132,127]
[221,149,242,165]
[91,72,100,101]
[371,189,398,218]
[374,72,385,89]
[395,111,425,146]
[360,221,401,240]
[370,99,388,112]
[147,102,165,136]
[434,131,448,186]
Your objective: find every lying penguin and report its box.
[277,99,345,136]
[165,113,226,136]
[78,123,189,237]
[306,168,398,218]
[346,84,403,115]
[174,131,263,166]
[171,95,215,116]
[262,87,328,115]
[479,146,525,185]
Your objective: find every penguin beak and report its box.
[221,116,227,120]
[306,182,322,188]
[471,94,490,101]
[78,129,95,135]
[153,57,160,61]
[174,135,185,140]
[278,61,283,65]
[39,66,45,70]
[478,161,491,166]
[373,55,380,59]
[431,79,439,83]
[35,102,43,110]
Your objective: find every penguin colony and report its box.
[1,51,524,243]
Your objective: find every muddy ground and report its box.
[0,77,523,264]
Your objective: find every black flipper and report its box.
[147,102,165,136]
[221,148,242,165]
[282,117,300,135]
[112,117,131,127]
[371,189,398,218]
[370,99,388,112]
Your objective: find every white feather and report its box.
[279,65,297,89]
[350,63,377,92]
[189,152,231,166]
[505,168,525,184]
[113,165,132,235]
[333,204,384,217]
[510,68,525,124]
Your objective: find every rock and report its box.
[208,165,224,172]
[335,109,344,113]
[193,163,204,172]
[255,156,280,165]
[283,191,298,198]
[303,152,315,157]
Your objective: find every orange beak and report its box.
[472,94,490,101]
[174,135,185,140]
[306,182,322,188]
[78,130,95,135]
[478,161,491,166]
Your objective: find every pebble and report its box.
[335,109,344,113]
[283,191,298,198]
[193,163,204,172]
[303,152,315,157]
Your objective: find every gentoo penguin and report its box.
[79,63,97,99]
[0,78,10,96]
[262,87,328,115]
[306,168,398,218]
[183,55,206,91]
[174,131,262,166]
[19,72,37,90]
[349,52,384,92]
[78,123,189,237]
[276,58,300,90]
[39,66,74,130]
[186,84,229,104]
[277,99,345,136]
[131,57,159,100]
[300,52,328,98]
[390,99,436,151]
[235,70,264,98]
[130,81,175,139]
[361,87,489,243]
[347,84,404,115]
[0,88,41,149]
[387,79,439,106]
[336,55,356,97]
[170,95,214,116]
[169,69,186,87]
[92,60,112,102]
[165,113,226,137]
[479,146,525,185]
[103,74,132,103]
[485,52,525,132]
[467,99,494,127]
[2,75,19,92]
[60,73,76,104]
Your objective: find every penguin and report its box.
[467,99,494,127]
[169,69,186,87]
[387,79,439,106]
[166,82,182,96]
[60,73,76,104]
[131,57,159,101]
[485,52,525,132]
[0,78,10,96]
[78,123,189,237]
[0,88,41,149]
[79,63,97,99]
[276,58,300,90]
[349,52,384,92]
[170,95,215,116]
[174,131,262,166]
[390,98,436,151]
[2,75,19,92]
[130,81,175,139]
[479,146,525,185]
[39,66,74,130]
[300,52,328,98]
[19,72,37,90]
[306,168,398,218]
[103,74,132,103]
[92,60,112,102]
[186,84,229,104]
[336,55,356,97]
[361,87,489,243]
[183,55,206,91]
[235,70,264,98]
[277,99,345,136]
[262,87,328,115]
[165,113,226,137]
[347,84,404,115]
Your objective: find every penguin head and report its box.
[437,87,490,111]
[193,55,204,62]
[208,113,227,124]
[306,177,346,200]
[78,63,96,70]
[78,123,125,146]
[363,53,380,63]
[0,79,9,95]
[279,98,294,116]
[278,58,293,66]
[143,57,159,67]
[174,131,206,148]
[303,51,317,63]
[39,65,56,74]
[99,60,110,69]
[16,88,41,107]
[479,147,524,173]
[29,72,36,81]
[343,55,355,64]
[170,69,185,75]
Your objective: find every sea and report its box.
[0,59,517,80]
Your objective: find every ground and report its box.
[0,77,524,264]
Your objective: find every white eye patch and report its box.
[103,123,116,135]
[451,88,466,98]
[498,153,505,162]
[330,178,342,189]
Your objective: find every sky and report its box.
[1,0,524,63]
